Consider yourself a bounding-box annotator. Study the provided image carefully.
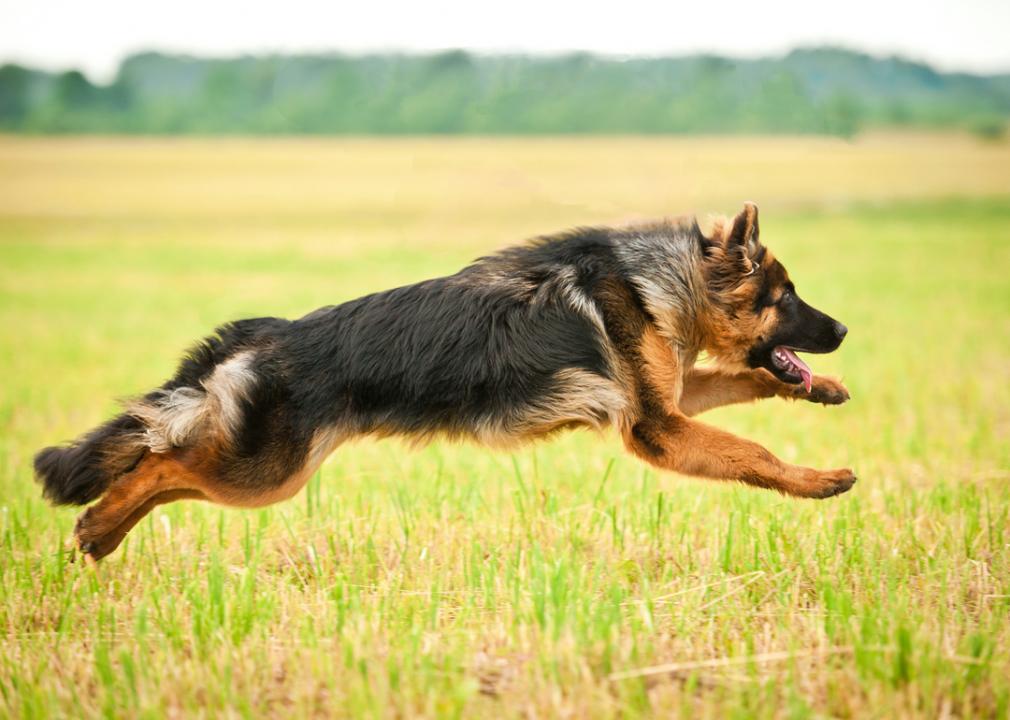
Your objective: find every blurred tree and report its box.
[54,70,101,108]
[821,92,864,138]
[0,64,31,126]
[2,49,1006,135]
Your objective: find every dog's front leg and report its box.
[775,374,851,406]
[679,367,779,416]
[623,413,856,498]
[679,368,849,416]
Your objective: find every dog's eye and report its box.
[778,290,794,306]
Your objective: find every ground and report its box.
[0,134,1008,718]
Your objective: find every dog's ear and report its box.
[723,202,762,274]
[702,203,765,281]
[727,202,760,256]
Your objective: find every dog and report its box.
[35,202,853,561]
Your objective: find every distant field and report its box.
[1,134,1008,718]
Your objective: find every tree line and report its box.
[1,48,1007,136]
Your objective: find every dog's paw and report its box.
[73,508,106,562]
[797,468,857,499]
[795,376,850,405]
[73,507,94,544]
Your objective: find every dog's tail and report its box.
[35,320,282,507]
[34,413,149,506]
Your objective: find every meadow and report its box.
[1,133,1008,718]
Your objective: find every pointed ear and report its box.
[727,201,760,259]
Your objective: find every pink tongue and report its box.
[782,347,813,392]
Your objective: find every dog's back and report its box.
[36,227,643,558]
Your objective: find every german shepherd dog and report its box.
[35,203,853,562]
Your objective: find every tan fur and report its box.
[638,328,686,416]
[679,366,851,416]
[700,238,785,373]
[129,351,258,453]
[622,413,854,498]
[74,453,209,559]
[74,427,351,561]
[678,367,780,416]
[77,488,205,560]
[477,368,628,447]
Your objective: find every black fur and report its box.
[34,413,145,505]
[205,237,624,494]
[247,235,623,445]
[34,227,641,504]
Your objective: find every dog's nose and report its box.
[834,322,848,340]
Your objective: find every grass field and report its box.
[1,133,1009,718]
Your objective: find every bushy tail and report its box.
[34,413,148,506]
[35,319,280,506]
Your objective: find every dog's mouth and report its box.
[771,346,813,392]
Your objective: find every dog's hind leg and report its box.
[74,425,345,560]
[73,452,210,561]
[77,488,205,561]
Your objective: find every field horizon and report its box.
[1,133,1008,718]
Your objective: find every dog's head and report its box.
[701,202,847,390]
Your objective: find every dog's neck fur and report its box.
[614,220,712,363]
[614,217,763,376]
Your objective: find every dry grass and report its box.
[1,133,1008,718]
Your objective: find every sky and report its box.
[2,0,1009,82]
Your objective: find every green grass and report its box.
[1,136,1009,718]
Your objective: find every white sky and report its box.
[1,0,1009,82]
